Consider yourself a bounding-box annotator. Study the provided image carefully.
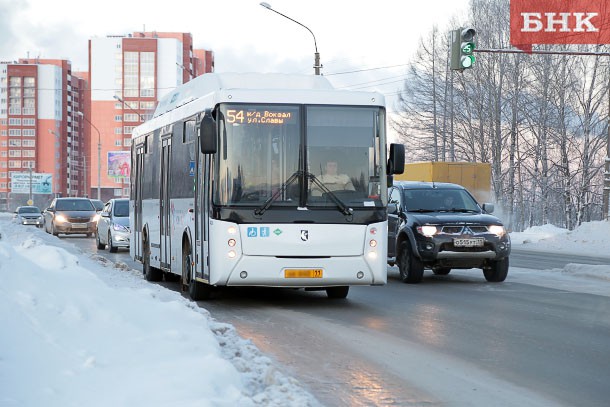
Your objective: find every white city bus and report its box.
[130,73,404,300]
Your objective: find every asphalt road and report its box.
[67,237,610,407]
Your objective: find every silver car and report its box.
[43,197,99,237]
[13,206,44,228]
[95,198,130,252]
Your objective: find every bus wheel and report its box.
[182,245,211,301]
[326,286,349,299]
[143,240,162,282]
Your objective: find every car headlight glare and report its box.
[55,214,68,223]
[488,225,506,237]
[417,225,438,237]
[112,223,129,232]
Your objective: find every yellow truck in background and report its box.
[394,161,492,203]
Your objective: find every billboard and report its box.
[108,151,131,178]
[10,172,53,194]
[511,0,610,52]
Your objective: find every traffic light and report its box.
[450,27,476,71]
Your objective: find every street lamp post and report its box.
[259,2,321,75]
[113,95,144,121]
[77,112,101,200]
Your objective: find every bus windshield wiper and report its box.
[254,170,301,216]
[306,172,353,217]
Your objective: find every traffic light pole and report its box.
[474,47,610,220]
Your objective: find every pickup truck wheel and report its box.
[398,241,424,284]
[484,257,509,282]
[433,267,451,275]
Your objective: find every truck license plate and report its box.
[453,237,484,247]
[284,269,323,278]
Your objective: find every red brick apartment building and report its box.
[1,31,213,210]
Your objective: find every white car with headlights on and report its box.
[95,198,130,252]
[13,206,44,228]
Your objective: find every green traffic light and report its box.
[461,42,475,55]
[461,55,476,68]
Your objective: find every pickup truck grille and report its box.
[440,225,488,234]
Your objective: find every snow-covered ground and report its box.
[1,213,609,406]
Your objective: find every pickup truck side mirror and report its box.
[482,203,494,214]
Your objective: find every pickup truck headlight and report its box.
[488,225,506,237]
[416,225,438,237]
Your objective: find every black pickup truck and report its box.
[387,181,511,283]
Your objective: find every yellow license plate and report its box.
[284,268,323,278]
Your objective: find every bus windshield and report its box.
[214,104,386,209]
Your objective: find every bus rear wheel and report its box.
[326,286,349,299]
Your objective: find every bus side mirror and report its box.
[387,143,405,175]
[199,109,217,154]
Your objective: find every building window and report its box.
[24,77,35,87]
[22,129,35,137]
[140,51,155,98]
[8,129,21,136]
[22,150,35,157]
[8,160,21,168]
[8,150,21,157]
[115,115,123,121]
[23,118,35,126]
[124,113,139,122]
[8,118,21,125]
[8,139,21,147]
[114,188,123,196]
[140,101,155,110]
[115,140,122,147]
[115,127,123,135]
[22,140,35,147]
[123,187,130,196]
[123,126,135,135]
[1,152,6,157]
[123,138,132,147]
[124,51,138,98]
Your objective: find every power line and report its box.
[324,63,408,76]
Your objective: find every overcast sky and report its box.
[1,0,471,111]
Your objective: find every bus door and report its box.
[133,144,145,259]
[195,151,211,281]
[160,136,172,269]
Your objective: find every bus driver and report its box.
[312,160,355,196]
